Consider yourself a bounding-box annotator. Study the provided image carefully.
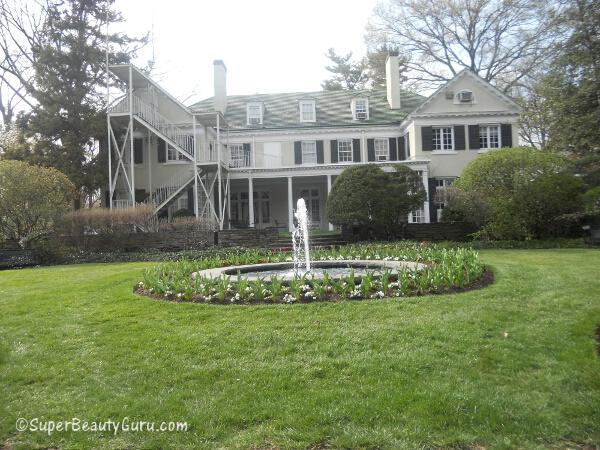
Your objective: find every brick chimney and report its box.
[213,60,227,113]
[386,53,401,109]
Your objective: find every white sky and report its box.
[114,0,379,105]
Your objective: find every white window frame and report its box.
[299,100,316,122]
[479,124,501,151]
[229,143,250,168]
[352,98,369,120]
[374,138,389,161]
[337,139,353,163]
[301,141,317,165]
[166,144,186,162]
[409,208,424,223]
[434,178,454,221]
[246,102,263,125]
[432,127,454,151]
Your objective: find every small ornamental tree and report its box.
[444,147,586,239]
[0,160,75,243]
[326,164,425,237]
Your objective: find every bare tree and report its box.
[367,0,565,92]
[0,0,46,125]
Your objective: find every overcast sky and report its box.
[114,0,379,105]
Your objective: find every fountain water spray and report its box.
[292,198,311,274]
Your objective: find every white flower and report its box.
[177,293,182,298]
[283,293,296,303]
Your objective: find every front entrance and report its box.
[298,188,321,228]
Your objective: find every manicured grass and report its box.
[1,249,599,449]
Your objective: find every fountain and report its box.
[192,199,425,281]
[292,198,311,274]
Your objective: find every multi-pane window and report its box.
[301,141,317,165]
[374,138,389,161]
[247,103,263,125]
[410,208,424,223]
[479,125,500,149]
[229,143,249,168]
[433,127,454,151]
[299,101,316,122]
[167,144,185,161]
[353,98,368,120]
[434,178,454,221]
[337,140,353,162]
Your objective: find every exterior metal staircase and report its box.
[150,169,196,214]
[110,94,195,161]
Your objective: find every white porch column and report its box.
[248,177,255,228]
[128,65,135,207]
[327,174,334,231]
[287,176,294,232]
[422,167,430,223]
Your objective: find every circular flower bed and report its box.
[135,242,492,304]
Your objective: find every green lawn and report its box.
[1,250,599,449]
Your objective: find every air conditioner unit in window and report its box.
[457,91,473,103]
[356,112,367,120]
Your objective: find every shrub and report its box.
[64,204,159,234]
[445,147,586,240]
[0,160,75,244]
[326,164,425,237]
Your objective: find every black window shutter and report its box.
[468,125,480,150]
[134,138,143,164]
[367,138,375,162]
[389,137,397,161]
[352,139,361,162]
[158,138,166,162]
[330,140,338,163]
[421,126,433,151]
[428,179,437,223]
[454,125,465,150]
[243,143,251,164]
[294,141,302,164]
[316,140,324,164]
[398,136,407,160]
[187,188,194,213]
[501,124,513,147]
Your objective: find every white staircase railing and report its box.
[131,95,195,159]
[150,169,195,212]
[109,94,195,160]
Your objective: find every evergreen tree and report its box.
[321,48,368,91]
[23,0,145,207]
[544,0,599,152]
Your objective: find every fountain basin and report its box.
[192,259,426,282]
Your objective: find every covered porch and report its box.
[227,175,337,231]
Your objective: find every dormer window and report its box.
[456,90,474,103]
[247,102,263,125]
[352,98,369,120]
[299,100,316,122]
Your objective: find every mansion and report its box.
[106,55,520,230]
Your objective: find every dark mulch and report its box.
[595,324,600,356]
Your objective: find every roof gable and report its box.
[411,69,520,116]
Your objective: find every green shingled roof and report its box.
[190,89,426,130]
